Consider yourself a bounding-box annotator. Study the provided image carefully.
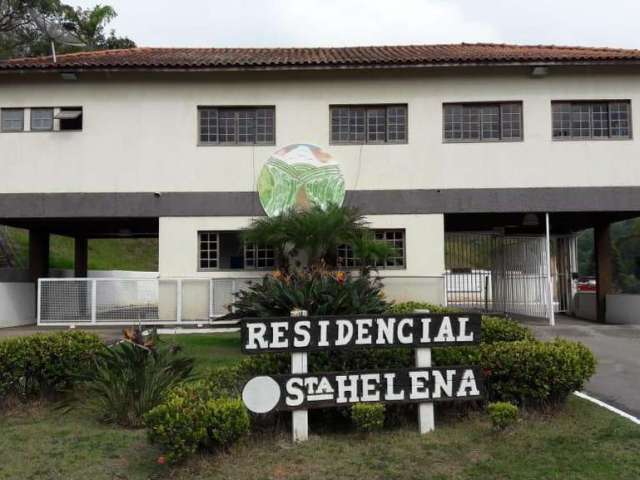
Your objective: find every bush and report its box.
[145,380,250,464]
[351,403,385,432]
[487,402,518,431]
[480,316,535,343]
[386,301,461,315]
[480,339,596,406]
[0,331,105,400]
[232,269,388,317]
[75,340,194,427]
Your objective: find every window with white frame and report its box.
[198,231,219,270]
[552,101,631,139]
[1,108,24,132]
[337,229,406,269]
[330,105,407,144]
[443,102,523,142]
[30,108,54,131]
[198,107,275,145]
[244,243,276,269]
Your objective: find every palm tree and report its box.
[242,204,393,273]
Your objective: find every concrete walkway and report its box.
[525,315,640,418]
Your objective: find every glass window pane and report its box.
[591,103,609,137]
[500,103,522,140]
[1,108,24,132]
[609,101,631,138]
[237,110,256,144]
[256,108,275,144]
[386,105,407,143]
[30,108,53,131]
[480,105,500,140]
[218,110,237,144]
[198,232,219,270]
[366,108,386,143]
[199,108,218,143]
[349,108,366,143]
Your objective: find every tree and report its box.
[242,204,394,274]
[0,1,134,59]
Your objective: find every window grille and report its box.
[199,107,275,145]
[552,101,631,139]
[443,102,522,142]
[330,105,407,144]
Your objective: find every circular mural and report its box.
[257,144,345,217]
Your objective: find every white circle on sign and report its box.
[242,376,281,414]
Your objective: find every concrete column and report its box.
[595,222,612,323]
[74,237,88,277]
[28,229,50,283]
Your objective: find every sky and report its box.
[69,0,640,49]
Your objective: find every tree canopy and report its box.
[0,0,134,59]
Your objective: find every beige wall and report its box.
[159,213,444,278]
[2,67,640,194]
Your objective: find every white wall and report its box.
[0,282,35,327]
[159,213,445,305]
[2,67,640,194]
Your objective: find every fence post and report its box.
[291,308,308,442]
[90,279,97,324]
[414,309,434,434]
[209,279,214,321]
[176,279,183,324]
[36,279,42,325]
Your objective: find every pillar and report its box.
[74,236,88,277]
[594,223,612,323]
[29,229,50,283]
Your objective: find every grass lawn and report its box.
[161,333,244,372]
[1,396,639,480]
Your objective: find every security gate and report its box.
[445,233,576,318]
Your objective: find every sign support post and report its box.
[414,309,434,433]
[291,309,309,442]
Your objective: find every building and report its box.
[1,43,639,326]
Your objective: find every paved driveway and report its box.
[525,316,640,418]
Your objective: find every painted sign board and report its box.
[257,144,346,217]
[241,313,482,353]
[242,366,483,414]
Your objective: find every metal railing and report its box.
[37,275,445,327]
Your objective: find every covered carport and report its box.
[444,210,640,324]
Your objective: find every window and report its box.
[199,107,275,145]
[244,243,276,270]
[199,231,275,270]
[1,108,24,132]
[199,232,219,270]
[30,108,53,131]
[57,107,83,131]
[330,105,407,144]
[443,102,522,142]
[552,101,631,140]
[337,229,406,269]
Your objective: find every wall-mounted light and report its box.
[530,66,549,78]
[60,72,78,81]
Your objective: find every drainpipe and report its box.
[545,213,556,326]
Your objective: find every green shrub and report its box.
[145,381,249,464]
[75,340,194,427]
[351,403,385,432]
[481,316,535,343]
[385,301,461,315]
[480,339,596,406]
[0,331,105,400]
[232,270,388,317]
[487,402,518,431]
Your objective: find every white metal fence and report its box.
[37,275,445,326]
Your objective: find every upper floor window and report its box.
[57,107,83,131]
[443,102,523,142]
[198,107,275,145]
[330,105,408,144]
[1,108,24,132]
[31,108,53,131]
[552,101,631,140]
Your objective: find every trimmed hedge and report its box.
[386,302,461,315]
[144,380,250,464]
[487,402,518,431]
[0,331,105,400]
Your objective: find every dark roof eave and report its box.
[2,59,640,74]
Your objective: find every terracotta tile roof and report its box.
[2,43,640,72]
